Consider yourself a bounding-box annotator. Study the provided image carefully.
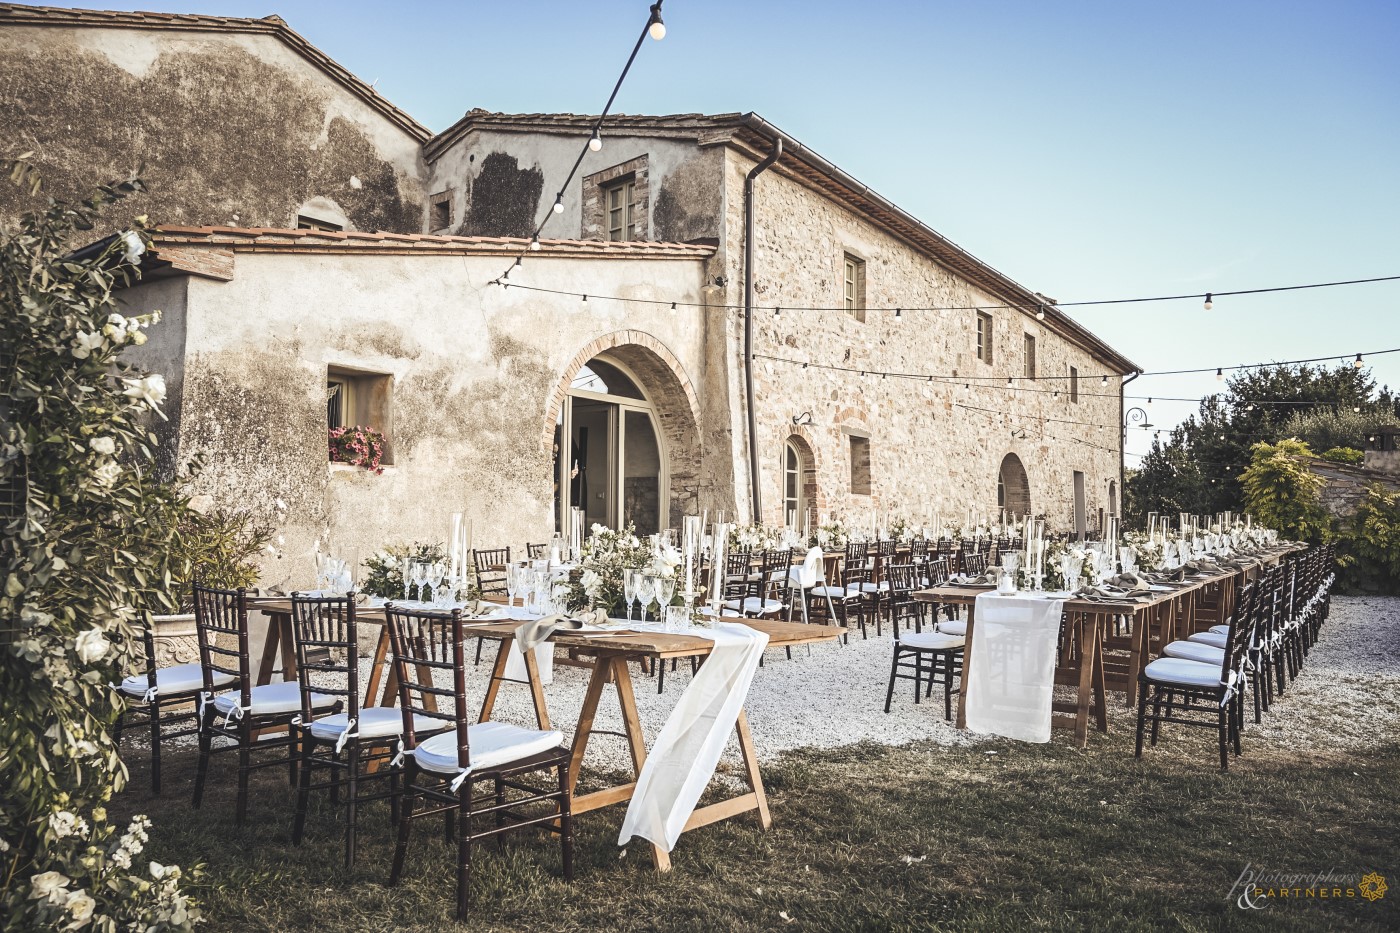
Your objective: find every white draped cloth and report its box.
[965,593,1066,743]
[618,621,769,852]
[501,604,555,685]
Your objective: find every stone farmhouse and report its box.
[0,4,1137,579]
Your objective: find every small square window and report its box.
[327,366,395,465]
[843,254,866,323]
[1023,334,1037,379]
[849,436,872,496]
[604,178,637,241]
[429,191,454,231]
[1069,366,1080,404]
[976,311,994,364]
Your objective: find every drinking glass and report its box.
[1002,552,1020,578]
[632,574,651,622]
[1119,547,1136,575]
[623,569,639,622]
[425,562,445,607]
[506,561,521,608]
[401,558,413,600]
[664,604,689,633]
[409,562,427,603]
[657,573,676,612]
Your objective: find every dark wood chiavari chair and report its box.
[883,560,964,720]
[526,542,549,560]
[385,605,573,920]
[192,584,339,825]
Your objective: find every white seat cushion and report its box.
[414,721,564,775]
[306,706,448,743]
[1143,657,1221,689]
[119,662,233,698]
[936,620,967,637]
[850,581,890,594]
[1188,631,1229,649]
[810,585,852,599]
[899,631,965,651]
[212,681,336,717]
[721,597,785,615]
[1162,641,1225,665]
[1208,624,1230,635]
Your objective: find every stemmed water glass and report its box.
[408,562,427,604]
[623,569,639,621]
[636,574,657,622]
[423,562,443,607]
[657,573,676,615]
[506,561,521,609]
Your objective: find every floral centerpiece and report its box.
[1041,539,1094,591]
[565,523,653,614]
[361,541,447,599]
[810,518,850,550]
[329,425,386,474]
[1120,531,1164,573]
[729,522,783,552]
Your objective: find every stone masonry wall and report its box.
[719,148,1124,531]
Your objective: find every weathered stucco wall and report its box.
[118,250,712,592]
[0,23,426,233]
[425,128,724,243]
[719,148,1123,530]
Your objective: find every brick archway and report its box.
[781,428,824,520]
[544,330,701,527]
[997,452,1032,516]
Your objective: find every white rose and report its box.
[64,888,96,926]
[49,811,79,838]
[148,861,167,880]
[120,230,145,265]
[73,627,110,664]
[70,330,104,360]
[93,463,121,487]
[88,436,116,456]
[110,849,131,870]
[122,374,166,412]
[29,870,70,903]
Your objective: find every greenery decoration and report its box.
[1239,439,1331,544]
[1,160,197,928]
[360,541,446,599]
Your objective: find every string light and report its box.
[1355,353,1364,369]
[894,308,903,322]
[647,1,665,40]
[774,306,781,318]
[1006,376,1014,387]
[1216,368,1224,381]
[1036,305,1046,321]
[670,302,676,310]
[529,234,541,251]
[1204,292,1213,311]
[588,130,603,152]
[582,294,588,303]
[552,194,564,215]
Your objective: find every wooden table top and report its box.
[247,597,842,660]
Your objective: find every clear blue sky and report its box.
[49,0,1400,462]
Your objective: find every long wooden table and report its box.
[247,598,842,870]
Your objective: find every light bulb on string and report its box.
[552,194,564,215]
[1006,376,1014,388]
[513,256,522,268]
[670,302,676,310]
[894,308,902,322]
[1355,353,1364,369]
[1100,375,1109,387]
[647,3,665,40]
[582,294,588,304]
[1203,292,1213,311]
[588,131,602,153]
[529,234,541,251]
[1216,368,1224,381]
[1036,305,1046,321]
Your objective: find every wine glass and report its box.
[409,562,427,603]
[657,573,676,614]
[623,569,639,622]
[636,574,656,622]
[506,561,520,609]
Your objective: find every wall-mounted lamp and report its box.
[792,411,813,426]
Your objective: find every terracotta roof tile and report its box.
[0,3,430,140]
[149,225,717,259]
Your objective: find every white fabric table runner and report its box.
[618,620,769,852]
[965,593,1066,743]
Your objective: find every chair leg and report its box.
[883,648,901,713]
[494,775,506,852]
[455,780,474,921]
[558,764,574,882]
[149,700,163,795]
[235,722,252,828]
[293,732,314,846]
[192,702,214,809]
[1149,691,1164,747]
[389,772,415,886]
[943,654,955,721]
[1217,706,1230,772]
[1134,684,1149,759]
[345,742,360,868]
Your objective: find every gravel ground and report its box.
[162,594,1400,777]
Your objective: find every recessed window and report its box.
[297,215,342,233]
[783,439,810,525]
[976,311,993,364]
[1023,334,1037,379]
[429,190,453,232]
[605,178,638,241]
[327,366,394,464]
[843,254,866,323]
[1069,365,1080,404]
[849,435,872,496]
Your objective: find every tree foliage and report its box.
[1,160,197,930]
[1239,439,1330,544]
[1337,483,1400,595]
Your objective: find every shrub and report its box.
[1336,483,1400,595]
[1320,446,1365,465]
[1,161,197,927]
[1281,407,1400,452]
[1239,438,1331,543]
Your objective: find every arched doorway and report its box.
[997,453,1032,517]
[782,434,816,527]
[555,354,665,536]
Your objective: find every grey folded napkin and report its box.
[947,573,997,585]
[1109,572,1149,591]
[514,608,609,651]
[1185,560,1222,574]
[1075,580,1151,600]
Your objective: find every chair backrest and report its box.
[725,549,755,599]
[792,546,824,588]
[845,541,870,569]
[926,557,951,587]
[909,538,929,562]
[473,547,511,595]
[1217,579,1258,688]
[876,539,897,558]
[963,552,988,577]
[193,584,251,705]
[526,542,548,560]
[762,548,794,600]
[886,562,917,597]
[290,593,360,722]
[385,605,469,760]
